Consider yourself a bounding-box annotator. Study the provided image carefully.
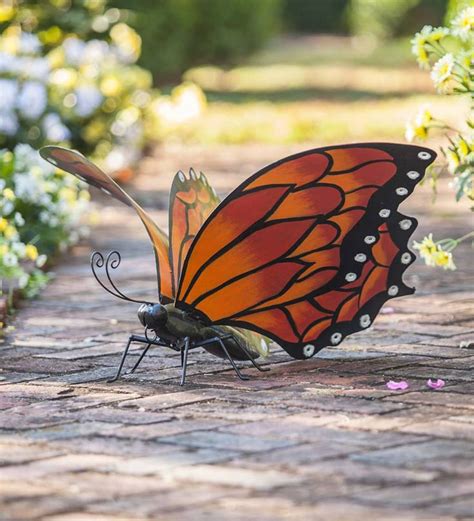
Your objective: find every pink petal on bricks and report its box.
[427,378,445,390]
[386,380,409,390]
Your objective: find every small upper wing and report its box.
[39,146,173,302]
[175,143,436,358]
[168,168,220,296]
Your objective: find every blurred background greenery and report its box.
[0,0,472,305]
[1,0,470,152]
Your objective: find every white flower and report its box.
[74,85,103,117]
[18,273,30,288]
[42,113,71,142]
[11,241,26,256]
[26,57,50,81]
[452,6,474,41]
[62,37,86,66]
[0,52,16,73]
[14,143,54,174]
[0,79,18,106]
[83,40,110,64]
[13,173,40,203]
[430,53,455,93]
[1,199,14,215]
[14,212,25,227]
[20,33,41,54]
[0,111,19,136]
[2,252,18,267]
[17,81,47,119]
[36,254,47,268]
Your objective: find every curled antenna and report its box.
[90,251,149,304]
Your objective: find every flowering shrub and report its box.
[0,24,154,173]
[1,144,89,303]
[406,5,473,269]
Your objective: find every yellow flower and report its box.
[0,244,8,256]
[59,187,77,204]
[405,105,432,142]
[455,136,471,159]
[0,3,14,23]
[413,234,437,265]
[431,53,455,93]
[4,225,17,240]
[2,188,15,200]
[427,26,450,41]
[432,249,456,270]
[452,6,474,41]
[415,106,432,127]
[411,33,429,68]
[100,75,122,97]
[405,123,427,142]
[411,26,447,69]
[413,234,456,270]
[0,218,7,232]
[459,50,474,70]
[110,23,141,62]
[446,148,460,174]
[25,244,38,261]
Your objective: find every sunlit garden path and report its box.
[1,143,473,521]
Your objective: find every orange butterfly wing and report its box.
[168,168,220,296]
[175,143,435,358]
[39,146,173,303]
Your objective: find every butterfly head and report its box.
[138,303,168,330]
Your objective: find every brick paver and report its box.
[1,144,473,520]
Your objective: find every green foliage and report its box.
[1,0,113,43]
[348,0,449,39]
[407,4,473,269]
[0,145,89,299]
[112,0,282,79]
[282,0,350,34]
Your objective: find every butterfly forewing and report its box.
[168,167,268,357]
[175,143,436,358]
[39,146,173,302]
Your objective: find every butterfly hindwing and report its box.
[175,143,435,358]
[39,146,173,302]
[169,168,220,295]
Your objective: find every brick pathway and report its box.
[1,144,473,521]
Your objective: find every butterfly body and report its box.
[138,302,262,361]
[39,142,436,384]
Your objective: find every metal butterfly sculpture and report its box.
[39,143,435,385]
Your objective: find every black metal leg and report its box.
[128,342,151,374]
[215,338,250,381]
[230,337,271,372]
[194,335,249,381]
[180,337,191,386]
[108,335,134,383]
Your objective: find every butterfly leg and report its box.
[196,336,250,381]
[108,334,134,383]
[228,337,271,372]
[180,337,191,386]
[128,342,152,374]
